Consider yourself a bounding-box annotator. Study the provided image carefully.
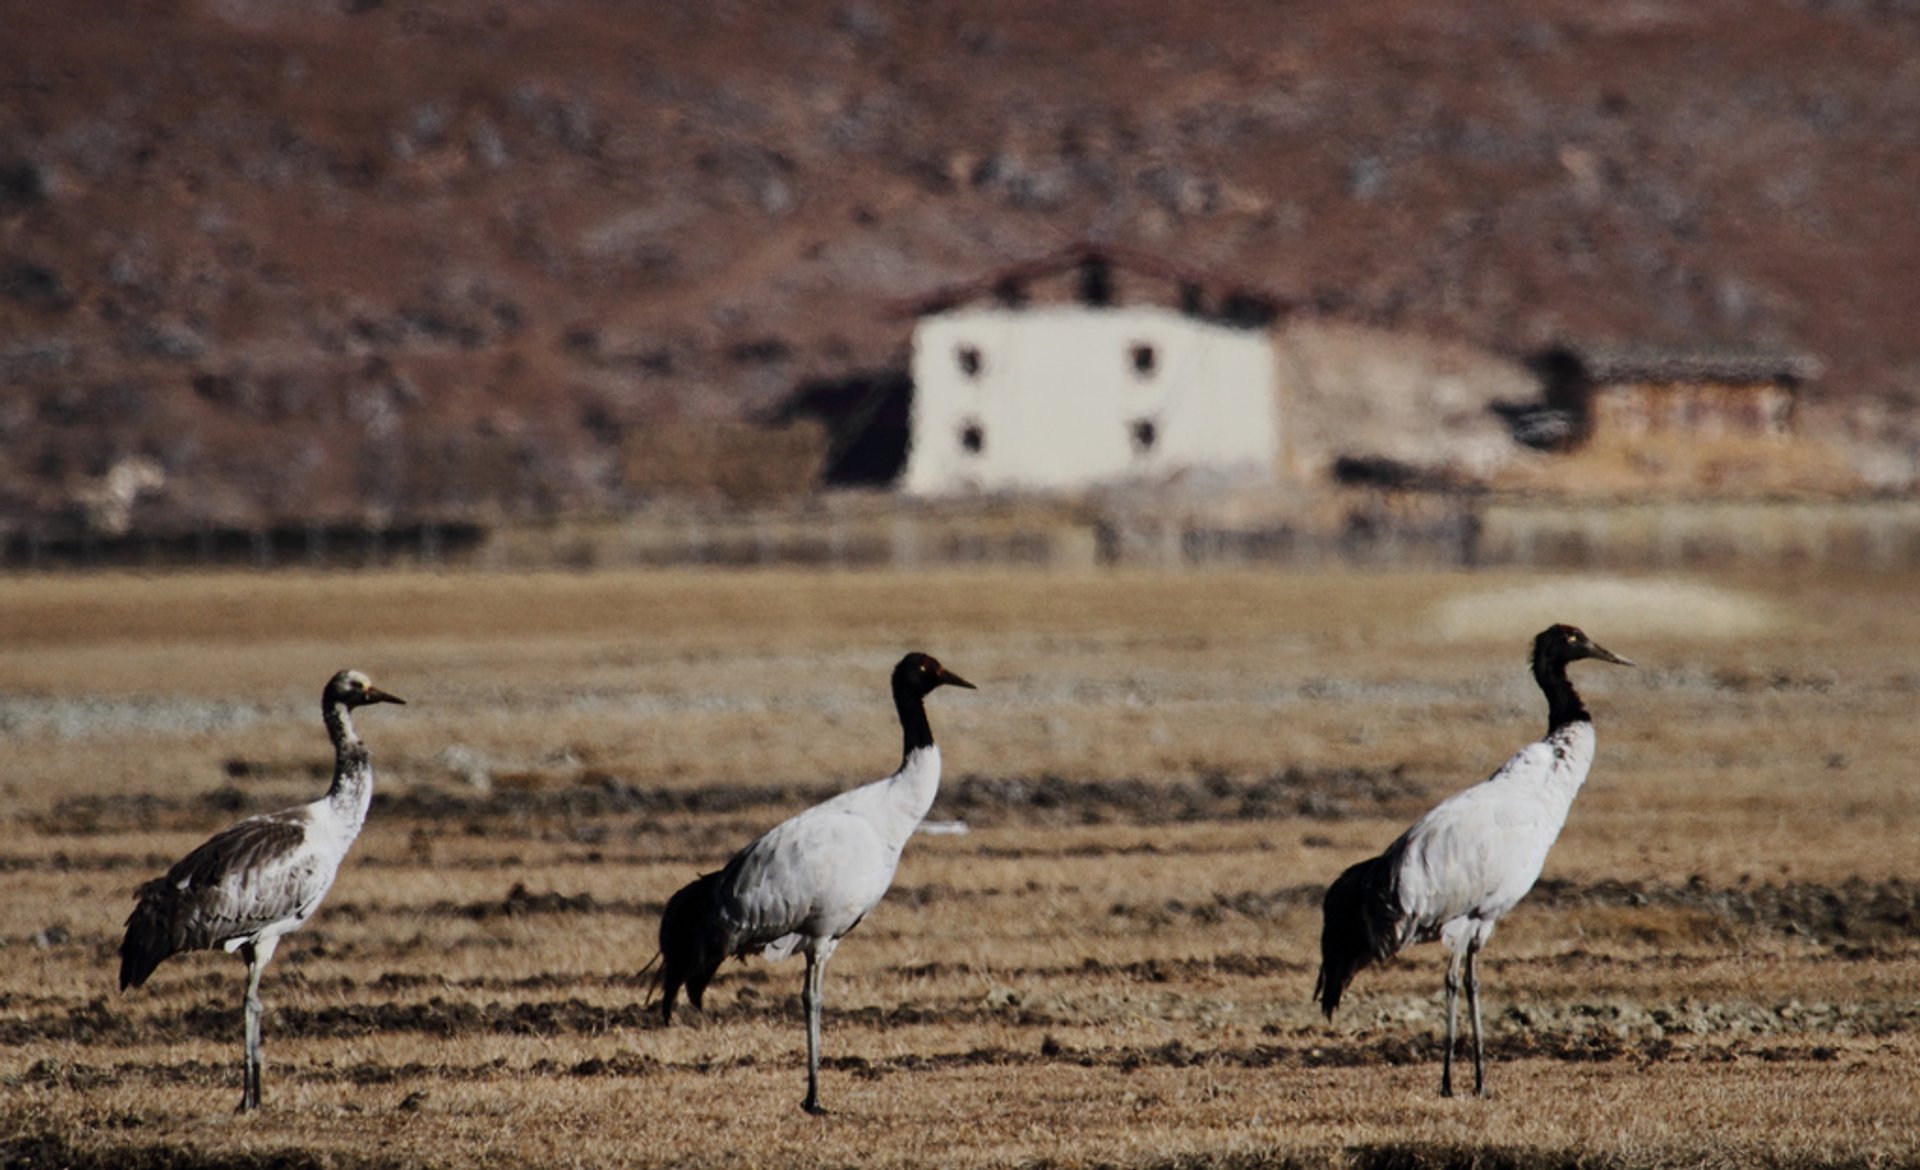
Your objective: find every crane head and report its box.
[1535,624,1634,669]
[893,652,975,697]
[326,669,408,708]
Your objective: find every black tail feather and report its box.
[652,871,729,1024]
[118,879,182,991]
[1314,851,1404,1018]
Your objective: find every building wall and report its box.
[1271,319,1537,483]
[1589,380,1795,440]
[901,305,1279,495]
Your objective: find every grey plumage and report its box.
[120,816,311,991]
[119,669,404,1112]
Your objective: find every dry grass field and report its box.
[1,566,1916,1169]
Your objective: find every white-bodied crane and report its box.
[650,651,974,1115]
[1315,624,1632,1097]
[119,669,405,1112]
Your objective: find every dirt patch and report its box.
[398,881,659,923]
[4,1127,1885,1170]
[26,766,1427,843]
[381,766,1424,829]
[1109,876,1920,948]
[1341,1144,1891,1170]
[1,1131,413,1170]
[937,767,1426,827]
[1529,876,1920,947]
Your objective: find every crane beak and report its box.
[936,667,976,691]
[364,686,408,705]
[1586,643,1634,668]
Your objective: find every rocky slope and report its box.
[3,0,1916,531]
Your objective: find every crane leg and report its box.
[239,945,265,1113]
[236,936,279,1113]
[800,949,827,1116]
[1465,942,1487,1098]
[1440,949,1463,1098]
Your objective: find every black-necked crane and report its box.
[651,651,973,1115]
[1314,624,1632,1098]
[119,669,405,1113]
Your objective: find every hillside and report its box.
[3,0,1917,532]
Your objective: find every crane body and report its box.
[653,652,973,1115]
[1316,625,1630,1097]
[120,670,404,1112]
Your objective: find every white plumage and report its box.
[119,669,405,1112]
[652,651,973,1115]
[1315,624,1631,1097]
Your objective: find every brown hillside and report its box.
[3,0,1917,530]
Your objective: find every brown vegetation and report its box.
[620,420,829,506]
[1,566,1916,1169]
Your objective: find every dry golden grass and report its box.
[2,566,1917,1169]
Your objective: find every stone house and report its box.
[896,245,1287,496]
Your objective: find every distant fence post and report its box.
[890,515,918,568]
[827,516,845,566]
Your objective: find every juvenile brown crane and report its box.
[119,669,404,1112]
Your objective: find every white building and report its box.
[899,247,1285,497]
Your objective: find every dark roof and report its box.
[891,242,1292,327]
[1535,343,1824,385]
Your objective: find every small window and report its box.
[1130,343,1157,377]
[1079,257,1112,306]
[959,420,985,455]
[956,344,983,379]
[1129,417,1158,455]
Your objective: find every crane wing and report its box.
[717,805,891,957]
[1392,742,1568,935]
[120,812,327,988]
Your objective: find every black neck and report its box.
[1532,651,1590,733]
[894,680,934,763]
[323,700,367,796]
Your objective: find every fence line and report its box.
[5,497,1919,573]
[0,521,487,572]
